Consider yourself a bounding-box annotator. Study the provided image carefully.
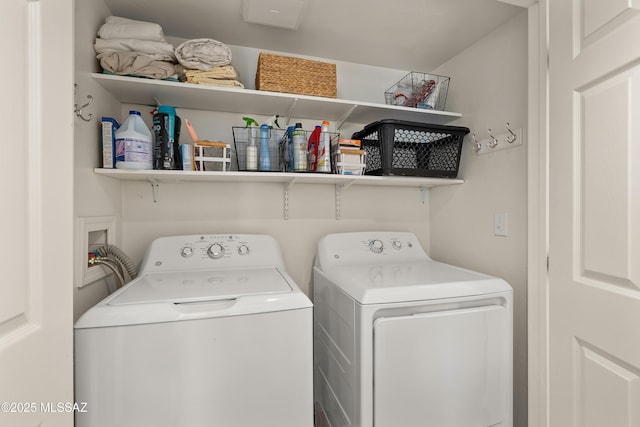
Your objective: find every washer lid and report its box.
[109,267,292,306]
[317,260,512,304]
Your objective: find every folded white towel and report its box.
[97,16,166,42]
[175,38,232,71]
[94,38,176,61]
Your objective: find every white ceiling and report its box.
[101,0,523,72]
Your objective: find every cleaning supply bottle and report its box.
[307,125,321,172]
[316,120,332,173]
[246,127,258,171]
[115,110,153,170]
[293,123,307,172]
[287,125,296,171]
[259,123,271,171]
[155,105,178,169]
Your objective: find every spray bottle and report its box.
[242,117,259,171]
[259,115,280,172]
[259,124,270,171]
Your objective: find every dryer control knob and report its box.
[392,240,402,250]
[369,239,384,254]
[207,243,225,259]
[238,245,250,256]
[181,246,194,258]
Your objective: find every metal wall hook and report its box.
[506,122,517,143]
[472,133,482,152]
[74,83,94,122]
[487,128,498,148]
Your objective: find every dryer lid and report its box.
[317,259,512,304]
[108,267,292,306]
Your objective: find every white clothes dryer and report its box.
[313,231,512,427]
[75,234,313,427]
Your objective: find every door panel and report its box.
[548,0,640,425]
[0,1,74,426]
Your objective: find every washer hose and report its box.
[97,244,138,280]
[88,257,126,289]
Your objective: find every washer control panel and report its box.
[140,234,283,273]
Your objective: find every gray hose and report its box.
[97,244,138,280]
[88,257,126,289]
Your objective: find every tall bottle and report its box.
[115,110,153,170]
[259,124,271,171]
[307,125,321,172]
[316,120,331,173]
[292,123,307,172]
[246,127,258,171]
[286,125,296,172]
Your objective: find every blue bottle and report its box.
[259,124,271,171]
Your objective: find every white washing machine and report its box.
[313,231,513,427]
[75,234,313,427]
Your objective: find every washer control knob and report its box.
[207,243,225,259]
[181,246,194,258]
[392,240,402,250]
[369,239,384,254]
[238,245,250,256]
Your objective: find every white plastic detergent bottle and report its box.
[115,110,153,170]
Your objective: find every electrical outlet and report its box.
[76,216,116,288]
[494,212,508,237]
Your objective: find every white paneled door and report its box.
[549,0,640,425]
[0,1,74,426]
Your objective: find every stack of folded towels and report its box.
[175,38,244,88]
[94,16,178,80]
[94,16,244,88]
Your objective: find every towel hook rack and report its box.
[472,133,482,152]
[74,84,94,122]
[506,122,517,143]
[487,128,498,148]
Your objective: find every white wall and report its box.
[73,0,127,319]
[430,11,528,427]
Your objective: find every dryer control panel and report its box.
[138,234,286,273]
[316,232,430,268]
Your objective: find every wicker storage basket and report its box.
[255,52,337,98]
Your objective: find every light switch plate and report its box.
[494,212,508,236]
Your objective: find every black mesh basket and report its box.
[352,120,469,178]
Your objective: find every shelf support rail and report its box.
[335,179,356,220]
[420,186,427,204]
[149,179,159,203]
[283,178,297,220]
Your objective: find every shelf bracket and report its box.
[419,186,427,204]
[149,179,159,203]
[283,178,297,220]
[335,179,356,220]
[283,99,299,128]
[337,105,358,130]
